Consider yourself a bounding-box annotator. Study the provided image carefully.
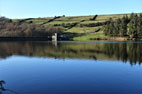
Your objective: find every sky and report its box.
[0,0,142,19]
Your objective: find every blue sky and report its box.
[0,0,142,19]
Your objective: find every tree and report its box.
[137,14,142,37]
[128,14,138,38]
[104,13,142,38]
[119,16,129,36]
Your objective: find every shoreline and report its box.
[90,37,142,41]
[0,37,142,41]
[0,37,51,41]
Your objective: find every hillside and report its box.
[12,14,131,41]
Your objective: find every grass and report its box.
[73,33,105,41]
[45,21,79,25]
[80,20,106,24]
[27,18,53,24]
[12,14,130,25]
[55,16,94,21]
[95,14,131,22]
[12,19,20,22]
[65,26,102,33]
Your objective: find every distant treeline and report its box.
[0,17,62,37]
[104,13,142,38]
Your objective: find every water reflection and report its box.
[0,80,18,94]
[0,80,6,94]
[0,80,5,89]
[0,41,142,65]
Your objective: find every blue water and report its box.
[0,41,142,94]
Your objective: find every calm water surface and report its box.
[0,41,142,94]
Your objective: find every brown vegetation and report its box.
[0,17,63,37]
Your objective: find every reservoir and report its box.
[0,41,142,94]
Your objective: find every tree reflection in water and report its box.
[0,41,142,65]
[0,80,18,94]
[0,80,6,94]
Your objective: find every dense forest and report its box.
[0,17,62,37]
[104,13,142,38]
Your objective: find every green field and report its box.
[12,13,132,41]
